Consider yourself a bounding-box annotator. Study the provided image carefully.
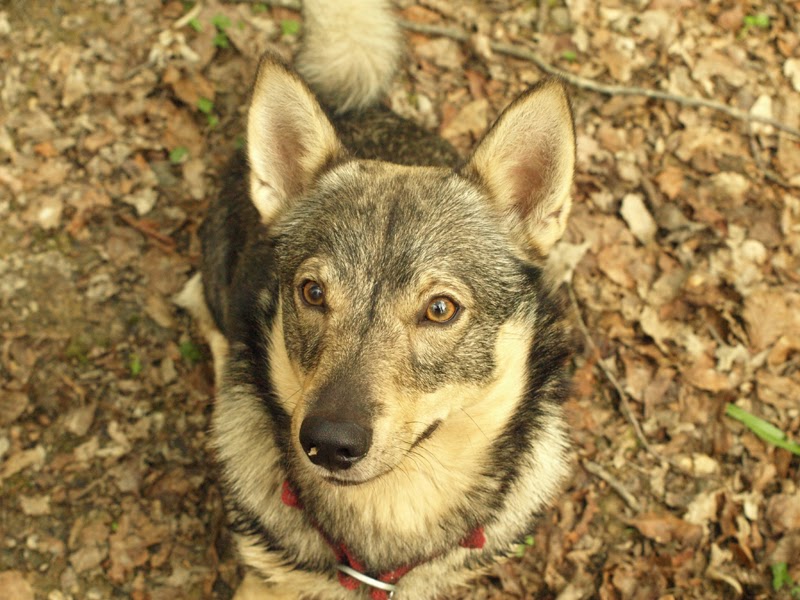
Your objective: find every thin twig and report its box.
[746,121,794,188]
[225,0,800,139]
[582,459,642,512]
[567,286,677,469]
[119,213,177,252]
[399,20,800,139]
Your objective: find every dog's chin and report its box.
[296,457,398,488]
[322,473,380,487]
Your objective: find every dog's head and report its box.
[245,56,574,486]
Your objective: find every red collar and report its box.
[281,481,485,599]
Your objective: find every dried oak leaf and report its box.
[766,491,800,534]
[0,571,33,600]
[743,290,800,352]
[627,511,703,545]
[108,508,171,583]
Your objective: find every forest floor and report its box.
[1,0,799,598]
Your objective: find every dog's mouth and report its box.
[319,420,443,487]
[411,419,441,449]
[323,474,378,486]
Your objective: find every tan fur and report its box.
[296,0,401,113]
[173,273,228,384]
[209,298,570,597]
[247,59,345,224]
[186,7,576,597]
[463,79,575,255]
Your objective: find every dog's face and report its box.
[244,57,575,488]
[271,164,535,484]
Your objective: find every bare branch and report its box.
[225,1,800,139]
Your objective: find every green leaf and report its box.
[211,14,232,31]
[180,340,203,363]
[281,19,300,36]
[130,354,142,377]
[212,31,230,49]
[772,562,793,591]
[561,50,577,62]
[524,534,535,547]
[207,114,219,128]
[744,13,770,29]
[253,3,268,13]
[726,404,800,456]
[513,544,526,558]
[197,97,214,114]
[169,146,188,164]
[188,17,202,32]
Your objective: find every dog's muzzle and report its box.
[299,416,372,471]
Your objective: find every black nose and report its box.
[299,416,372,471]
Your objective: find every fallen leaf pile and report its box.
[0,1,797,598]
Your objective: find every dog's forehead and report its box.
[304,162,501,251]
[274,160,525,300]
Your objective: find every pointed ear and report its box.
[459,78,575,255]
[247,54,346,224]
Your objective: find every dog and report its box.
[177,1,576,597]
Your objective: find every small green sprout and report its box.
[180,340,203,364]
[129,354,142,377]
[169,146,189,164]
[213,32,230,49]
[211,14,232,48]
[211,14,232,30]
[513,534,535,558]
[743,13,770,29]
[188,18,202,32]
[771,562,800,596]
[197,97,214,114]
[561,50,577,62]
[281,19,301,36]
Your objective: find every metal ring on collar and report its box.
[336,564,398,594]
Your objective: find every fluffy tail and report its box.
[295,0,402,113]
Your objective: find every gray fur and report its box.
[184,4,576,599]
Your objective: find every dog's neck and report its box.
[280,479,485,599]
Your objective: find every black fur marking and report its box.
[488,264,573,498]
[227,498,326,574]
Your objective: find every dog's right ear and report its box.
[247,55,346,224]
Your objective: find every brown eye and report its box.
[424,297,459,324]
[301,280,325,307]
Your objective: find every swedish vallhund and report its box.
[177,0,576,597]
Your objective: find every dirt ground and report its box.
[1,0,799,599]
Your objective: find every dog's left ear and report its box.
[460,79,575,255]
[247,54,346,225]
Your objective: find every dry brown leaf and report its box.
[440,99,489,140]
[655,166,685,200]
[766,491,800,534]
[627,511,704,545]
[0,571,33,600]
[743,290,800,352]
[620,193,656,245]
